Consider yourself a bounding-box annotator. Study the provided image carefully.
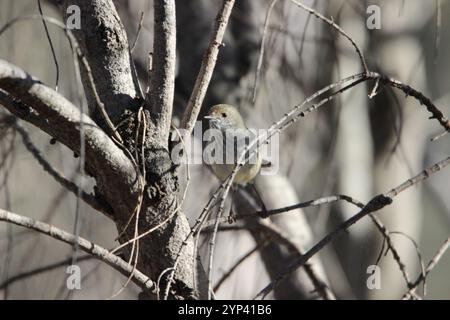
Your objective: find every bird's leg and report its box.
[249,183,268,218]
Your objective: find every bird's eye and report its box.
[221,113,227,118]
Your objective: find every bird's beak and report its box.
[204,115,214,120]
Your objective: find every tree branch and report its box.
[60,0,141,124]
[0,60,138,217]
[403,236,450,299]
[254,154,450,299]
[180,0,236,141]
[0,208,155,294]
[149,0,177,146]
[234,184,335,300]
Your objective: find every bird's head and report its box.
[204,104,246,130]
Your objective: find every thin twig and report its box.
[289,0,369,74]
[37,0,59,91]
[203,194,363,227]
[257,219,335,300]
[206,187,229,299]
[235,187,337,299]
[130,11,145,53]
[12,119,112,217]
[368,72,450,133]
[389,231,426,290]
[252,0,279,104]
[298,0,317,64]
[403,236,450,299]
[213,238,270,293]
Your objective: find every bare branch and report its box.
[254,155,450,299]
[0,208,155,294]
[368,72,450,133]
[289,0,369,74]
[0,60,138,216]
[149,0,177,146]
[180,0,236,141]
[252,0,278,103]
[257,220,335,300]
[233,184,335,300]
[403,236,450,299]
[37,0,59,91]
[131,12,145,54]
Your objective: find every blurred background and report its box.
[0,0,449,299]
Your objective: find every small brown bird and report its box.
[204,104,262,185]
